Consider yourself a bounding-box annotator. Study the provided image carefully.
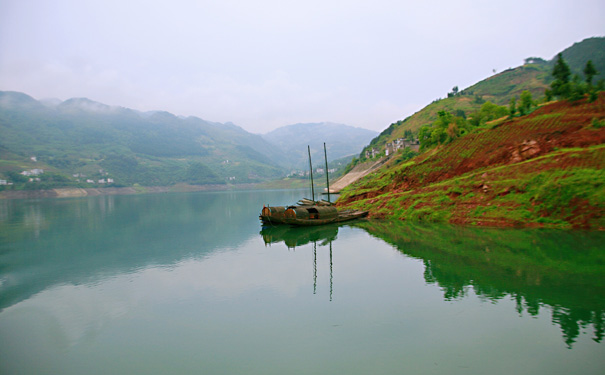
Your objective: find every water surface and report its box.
[1,190,604,374]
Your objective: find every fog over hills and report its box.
[263,122,378,168]
[0,91,376,188]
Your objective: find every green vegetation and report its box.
[528,168,604,219]
[0,94,375,192]
[549,53,572,99]
[337,38,604,229]
[518,90,535,115]
[469,101,510,126]
[418,101,510,150]
[547,54,603,103]
[555,36,605,85]
[0,93,289,190]
[184,162,223,185]
[592,117,605,129]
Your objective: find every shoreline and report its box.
[0,183,263,200]
[3,185,601,230]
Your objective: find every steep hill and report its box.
[363,37,605,157]
[337,94,605,229]
[262,122,377,168]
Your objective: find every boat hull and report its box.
[260,205,367,226]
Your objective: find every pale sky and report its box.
[1,0,603,133]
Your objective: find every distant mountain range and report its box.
[262,122,377,168]
[0,91,376,188]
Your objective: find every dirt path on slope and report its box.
[329,157,387,193]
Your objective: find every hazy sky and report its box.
[1,0,603,133]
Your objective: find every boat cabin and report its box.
[284,205,338,221]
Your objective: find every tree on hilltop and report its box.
[583,60,600,102]
[547,55,601,102]
[550,53,571,99]
[509,96,517,118]
[583,60,597,86]
[448,86,459,98]
[468,101,509,126]
[419,110,470,150]
[524,57,547,65]
[518,91,534,115]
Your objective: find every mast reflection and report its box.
[260,225,338,300]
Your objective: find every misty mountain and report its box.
[262,122,377,168]
[0,92,376,189]
[0,91,287,186]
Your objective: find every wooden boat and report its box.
[284,205,367,226]
[260,143,368,227]
[260,203,367,226]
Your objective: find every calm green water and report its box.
[1,189,604,374]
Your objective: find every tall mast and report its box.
[324,142,331,203]
[308,145,315,202]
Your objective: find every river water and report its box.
[1,189,604,374]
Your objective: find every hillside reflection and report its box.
[354,220,605,348]
[0,190,302,311]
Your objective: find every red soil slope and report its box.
[338,94,605,228]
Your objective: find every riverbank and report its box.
[0,175,333,200]
[0,183,261,199]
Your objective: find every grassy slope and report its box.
[337,94,605,229]
[362,64,550,157]
[409,65,548,132]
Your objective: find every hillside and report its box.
[337,94,605,229]
[556,36,605,83]
[0,91,291,188]
[0,92,374,191]
[362,37,605,157]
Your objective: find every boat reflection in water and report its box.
[260,224,340,300]
[260,224,338,249]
